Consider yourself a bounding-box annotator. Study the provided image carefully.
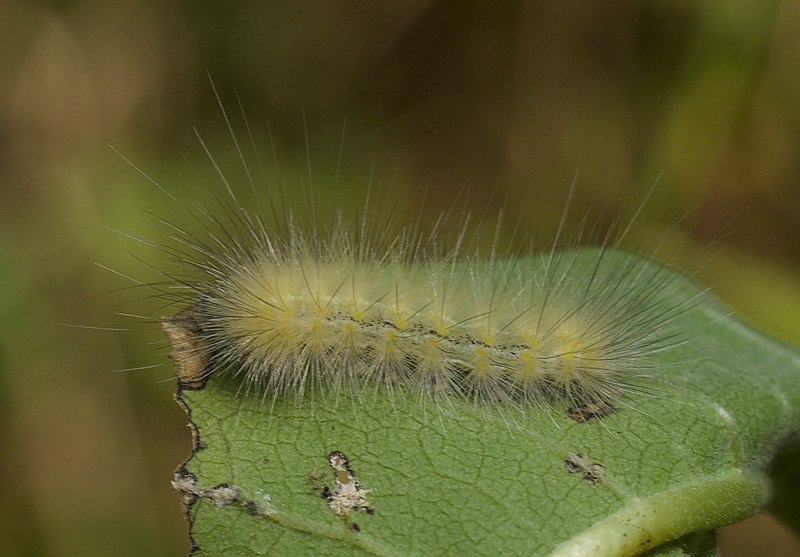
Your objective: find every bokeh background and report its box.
[1,1,800,555]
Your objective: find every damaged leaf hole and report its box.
[320,451,375,531]
[172,470,275,516]
[564,453,605,486]
[566,400,616,423]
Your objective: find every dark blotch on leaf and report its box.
[566,400,616,423]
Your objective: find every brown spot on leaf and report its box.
[161,313,210,390]
[564,453,605,486]
[566,400,615,423]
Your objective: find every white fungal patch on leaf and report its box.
[323,451,374,519]
[564,453,606,486]
[172,472,276,516]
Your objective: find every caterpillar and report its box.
[152,171,697,411]
[115,90,706,412]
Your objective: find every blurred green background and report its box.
[1,1,800,555]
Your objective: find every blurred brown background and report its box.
[1,1,799,555]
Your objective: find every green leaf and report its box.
[170,250,800,556]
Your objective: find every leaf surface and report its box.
[172,251,800,556]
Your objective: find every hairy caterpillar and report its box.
[158,200,694,410]
[124,96,702,413]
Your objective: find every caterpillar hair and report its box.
[120,95,707,414]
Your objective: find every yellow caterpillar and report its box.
[129,88,699,411]
[159,206,695,408]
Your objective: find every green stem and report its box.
[550,470,769,557]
